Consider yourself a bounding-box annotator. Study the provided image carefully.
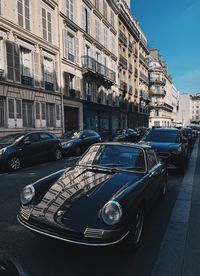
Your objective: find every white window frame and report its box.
[103,26,108,49]
[95,17,100,41]
[0,37,5,75]
[41,5,52,43]
[44,56,54,84]
[66,0,73,21]
[17,0,31,31]
[20,46,33,78]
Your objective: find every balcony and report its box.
[45,81,54,91]
[150,76,166,85]
[119,55,128,70]
[0,69,5,80]
[139,53,148,67]
[128,63,133,73]
[154,102,174,112]
[82,56,116,84]
[128,85,133,95]
[140,91,151,102]
[135,89,138,97]
[128,42,133,52]
[119,80,128,92]
[21,75,33,86]
[134,68,138,77]
[139,72,149,84]
[67,89,81,99]
[119,31,127,46]
[134,48,138,57]
[150,87,166,96]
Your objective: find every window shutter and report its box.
[75,76,80,91]
[54,60,59,91]
[75,37,79,64]
[34,52,40,87]
[87,10,90,34]
[82,6,84,30]
[14,43,20,82]
[40,53,44,88]
[64,72,69,96]
[17,0,24,27]
[8,98,15,118]
[64,28,68,58]
[6,40,14,81]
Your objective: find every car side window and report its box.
[39,133,52,141]
[24,133,39,143]
[82,131,90,138]
[146,149,158,170]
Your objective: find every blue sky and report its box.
[131,0,200,94]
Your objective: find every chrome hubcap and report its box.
[10,157,20,170]
[56,150,62,160]
[133,209,144,244]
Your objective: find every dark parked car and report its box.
[112,128,140,142]
[61,130,101,156]
[182,127,194,145]
[0,132,63,172]
[140,128,189,170]
[18,143,167,252]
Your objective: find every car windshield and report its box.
[78,144,146,172]
[143,130,178,143]
[0,133,25,144]
[62,131,82,139]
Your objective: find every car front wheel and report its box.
[123,205,145,253]
[54,148,63,160]
[7,155,22,171]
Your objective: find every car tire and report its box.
[123,205,145,253]
[54,148,63,160]
[160,177,168,200]
[74,145,82,156]
[7,155,22,171]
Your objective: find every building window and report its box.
[66,0,73,20]
[94,0,99,9]
[17,0,30,30]
[41,103,46,120]
[82,6,90,34]
[56,105,60,120]
[20,47,33,85]
[22,100,34,127]
[110,11,114,27]
[0,38,5,80]
[0,97,6,127]
[6,41,20,82]
[103,26,108,48]
[64,30,79,63]
[35,102,40,119]
[8,98,15,119]
[111,35,115,54]
[41,7,52,43]
[0,0,2,16]
[46,103,55,127]
[103,1,107,19]
[44,57,54,90]
[16,99,22,119]
[95,17,100,41]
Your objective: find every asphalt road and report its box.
[0,155,187,276]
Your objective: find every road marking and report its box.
[151,138,199,276]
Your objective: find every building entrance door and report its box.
[64,106,79,132]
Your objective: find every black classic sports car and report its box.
[18,143,167,251]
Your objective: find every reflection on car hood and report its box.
[30,166,141,230]
[144,141,180,151]
[0,143,10,149]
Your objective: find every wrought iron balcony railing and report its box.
[21,75,33,86]
[119,80,128,92]
[119,31,127,46]
[139,72,149,84]
[82,56,116,82]
[119,55,128,70]
[0,69,5,80]
[45,81,54,91]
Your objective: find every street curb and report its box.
[151,138,199,276]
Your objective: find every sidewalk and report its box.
[152,137,200,276]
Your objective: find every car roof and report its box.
[150,127,179,132]
[96,142,152,149]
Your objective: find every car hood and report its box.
[142,141,180,151]
[0,143,11,149]
[30,166,142,231]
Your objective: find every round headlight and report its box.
[20,185,35,205]
[102,201,122,226]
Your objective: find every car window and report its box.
[146,149,158,169]
[88,130,97,137]
[24,133,40,143]
[82,131,90,138]
[39,132,52,140]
